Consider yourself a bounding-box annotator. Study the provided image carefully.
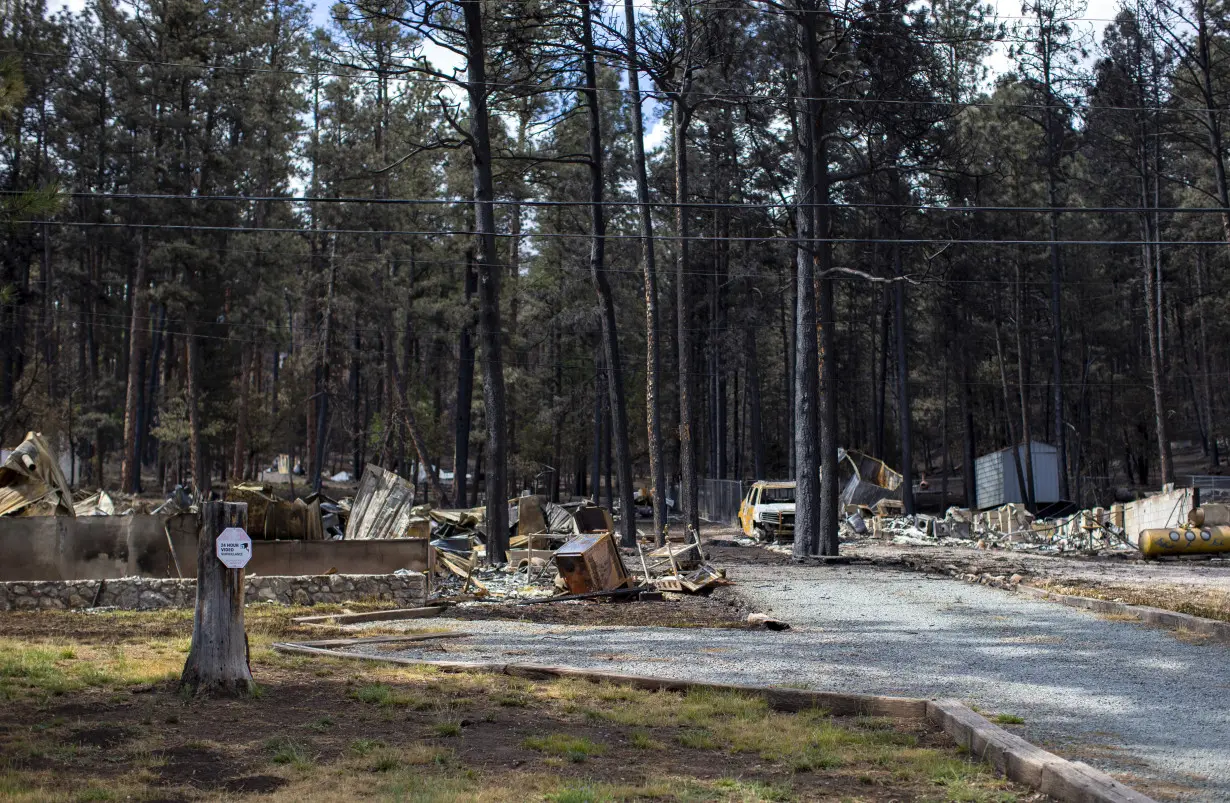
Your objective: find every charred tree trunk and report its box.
[1014,259,1035,510]
[313,237,337,492]
[674,100,698,539]
[455,252,476,505]
[623,0,667,543]
[961,307,977,508]
[582,1,636,546]
[180,501,253,697]
[231,346,253,483]
[121,235,148,494]
[745,327,764,479]
[464,0,509,564]
[350,316,362,479]
[1197,251,1218,466]
[995,319,1029,504]
[186,330,207,496]
[892,237,914,516]
[792,1,822,559]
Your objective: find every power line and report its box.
[15,218,1230,247]
[27,189,1230,215]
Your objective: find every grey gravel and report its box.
[359,564,1230,801]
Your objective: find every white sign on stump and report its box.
[216,527,252,569]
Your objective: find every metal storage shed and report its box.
[974,441,1061,510]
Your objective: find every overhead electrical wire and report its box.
[13,218,1230,248]
[13,189,1230,216]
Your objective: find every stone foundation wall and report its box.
[0,572,427,611]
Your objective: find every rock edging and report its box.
[0,573,427,611]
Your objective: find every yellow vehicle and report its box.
[739,481,796,542]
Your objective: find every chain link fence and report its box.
[698,478,747,524]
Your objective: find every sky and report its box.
[50,0,1127,153]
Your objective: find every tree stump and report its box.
[180,501,254,696]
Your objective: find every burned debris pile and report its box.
[419,491,732,606]
[854,504,1137,554]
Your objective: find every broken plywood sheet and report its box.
[346,464,417,540]
[555,531,629,594]
[0,432,75,517]
[517,495,548,538]
[573,505,614,534]
[73,490,116,516]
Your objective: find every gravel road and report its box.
[360,563,1230,800]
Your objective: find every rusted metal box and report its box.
[554,532,630,594]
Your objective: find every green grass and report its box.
[432,722,463,738]
[676,729,720,750]
[265,736,313,768]
[0,639,180,701]
[523,733,606,763]
[350,682,430,709]
[628,730,664,751]
[992,713,1025,725]
[348,738,386,756]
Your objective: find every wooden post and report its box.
[180,501,254,696]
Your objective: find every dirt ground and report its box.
[442,585,752,628]
[0,607,1037,802]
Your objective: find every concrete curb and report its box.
[291,605,446,625]
[272,641,1157,803]
[928,699,1154,803]
[1017,585,1230,644]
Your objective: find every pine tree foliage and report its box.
[1,0,1228,531]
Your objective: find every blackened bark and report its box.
[582,0,636,546]
[350,316,362,479]
[1014,259,1036,510]
[455,253,476,507]
[892,239,914,516]
[674,100,698,538]
[1197,253,1218,465]
[231,346,253,483]
[187,331,207,496]
[463,0,509,564]
[745,327,764,479]
[623,0,667,543]
[312,236,336,493]
[121,234,147,494]
[792,2,822,559]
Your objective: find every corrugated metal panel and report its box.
[1026,443,1060,504]
[974,442,1062,509]
[974,451,1005,509]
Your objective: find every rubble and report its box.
[73,490,117,516]
[347,464,418,540]
[421,496,731,608]
[841,501,1137,555]
[554,531,630,594]
[838,449,903,508]
[0,432,75,517]
[747,613,790,631]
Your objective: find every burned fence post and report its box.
[180,501,254,697]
